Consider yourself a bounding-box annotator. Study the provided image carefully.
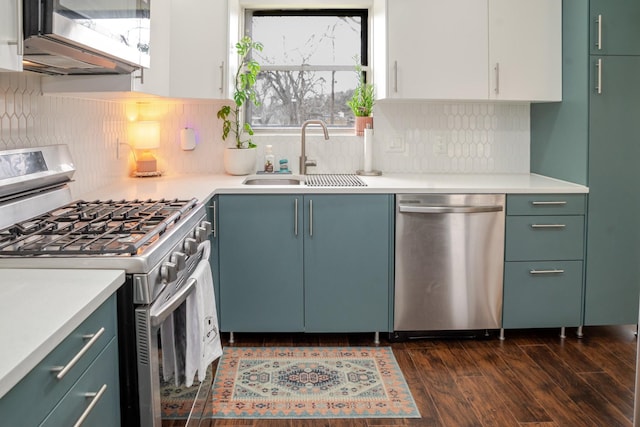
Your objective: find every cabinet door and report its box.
[218,195,304,332]
[303,195,391,332]
[585,56,640,325]
[385,0,488,100]
[206,196,220,322]
[169,0,228,98]
[130,0,170,96]
[489,0,561,101]
[503,261,583,328]
[590,1,640,56]
[0,0,22,72]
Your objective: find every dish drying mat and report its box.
[305,174,367,187]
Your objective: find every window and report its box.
[245,9,368,129]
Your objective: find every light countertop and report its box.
[79,172,588,202]
[0,269,124,399]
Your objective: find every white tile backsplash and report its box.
[0,73,530,197]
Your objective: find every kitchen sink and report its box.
[242,175,304,185]
[241,174,367,187]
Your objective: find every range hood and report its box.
[22,0,151,75]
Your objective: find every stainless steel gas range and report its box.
[0,145,214,426]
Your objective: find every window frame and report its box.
[244,8,370,132]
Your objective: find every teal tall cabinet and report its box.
[531,1,640,325]
[217,194,392,334]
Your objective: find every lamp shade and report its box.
[130,121,160,150]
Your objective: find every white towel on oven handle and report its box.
[185,240,223,387]
[160,314,178,384]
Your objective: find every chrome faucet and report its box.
[299,120,329,175]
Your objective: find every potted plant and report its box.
[217,36,264,175]
[346,57,375,136]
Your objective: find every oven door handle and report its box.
[149,277,197,328]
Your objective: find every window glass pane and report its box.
[252,15,361,66]
[250,70,359,128]
[247,11,366,129]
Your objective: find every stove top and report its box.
[0,198,199,256]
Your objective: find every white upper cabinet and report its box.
[169,0,228,99]
[376,0,488,100]
[374,0,561,102]
[42,0,228,100]
[489,0,561,101]
[0,0,23,72]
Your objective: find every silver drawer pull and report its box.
[531,201,567,206]
[52,327,105,380]
[399,204,503,214]
[73,384,108,427]
[530,269,565,275]
[530,224,566,229]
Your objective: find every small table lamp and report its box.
[130,121,161,176]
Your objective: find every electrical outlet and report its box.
[433,136,446,155]
[387,135,405,153]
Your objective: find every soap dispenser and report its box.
[264,145,275,173]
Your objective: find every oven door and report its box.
[135,257,215,427]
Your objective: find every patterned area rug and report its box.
[207,346,420,419]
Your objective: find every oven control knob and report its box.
[182,237,198,256]
[194,226,208,243]
[200,221,212,236]
[161,261,178,283]
[170,252,187,271]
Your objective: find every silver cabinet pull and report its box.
[219,61,225,94]
[531,201,567,206]
[52,327,105,380]
[212,200,216,238]
[294,198,298,236]
[309,199,313,237]
[73,384,108,427]
[494,63,500,95]
[399,204,503,214]
[393,60,398,93]
[596,14,602,50]
[8,0,23,55]
[596,58,602,94]
[530,269,565,275]
[530,224,566,229]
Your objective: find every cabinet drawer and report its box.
[40,338,120,427]
[503,261,583,328]
[0,296,116,427]
[505,215,584,261]
[507,194,586,215]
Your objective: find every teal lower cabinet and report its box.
[0,296,120,426]
[501,194,586,337]
[503,261,583,328]
[303,195,391,332]
[218,195,304,332]
[217,194,392,335]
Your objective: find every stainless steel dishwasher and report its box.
[394,194,505,334]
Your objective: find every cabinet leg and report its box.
[229,332,235,344]
[499,328,505,341]
[560,326,566,339]
[576,326,584,339]
[374,332,380,345]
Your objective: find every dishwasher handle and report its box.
[398,204,503,214]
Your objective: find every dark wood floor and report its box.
[168,326,638,427]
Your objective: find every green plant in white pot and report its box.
[217,36,263,175]
[346,57,375,136]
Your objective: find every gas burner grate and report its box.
[0,198,198,256]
